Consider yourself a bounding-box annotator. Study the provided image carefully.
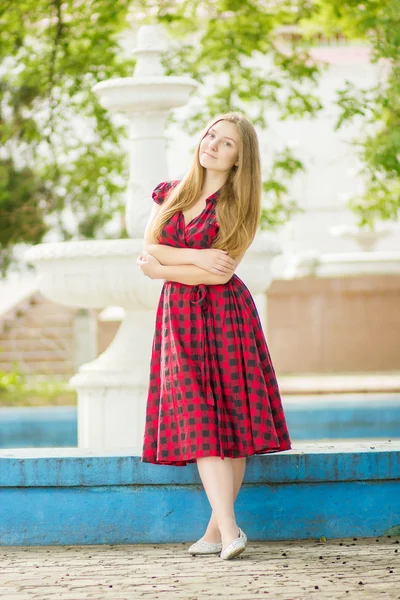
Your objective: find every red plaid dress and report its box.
[141,180,291,466]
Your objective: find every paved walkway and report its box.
[0,537,399,599]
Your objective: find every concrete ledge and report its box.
[279,372,400,395]
[0,441,399,486]
[0,442,399,546]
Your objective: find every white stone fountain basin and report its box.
[24,239,162,310]
[330,224,398,252]
[93,77,198,113]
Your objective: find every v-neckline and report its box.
[181,190,219,229]
[181,204,207,229]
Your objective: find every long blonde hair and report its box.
[149,112,262,258]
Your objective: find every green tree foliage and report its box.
[302,0,400,227]
[1,0,323,276]
[0,0,135,275]
[0,158,48,274]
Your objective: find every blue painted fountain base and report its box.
[0,442,399,546]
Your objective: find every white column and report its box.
[126,113,169,238]
[73,309,97,370]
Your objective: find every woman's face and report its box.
[199,120,240,173]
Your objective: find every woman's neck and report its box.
[201,171,227,197]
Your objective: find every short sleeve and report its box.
[152,180,180,205]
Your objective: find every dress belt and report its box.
[189,284,235,455]
[189,285,214,406]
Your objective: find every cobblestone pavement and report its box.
[0,537,399,600]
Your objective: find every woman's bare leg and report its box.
[196,456,237,548]
[196,456,246,545]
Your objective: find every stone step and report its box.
[24,312,74,324]
[0,326,74,339]
[0,349,72,360]
[1,306,73,324]
[0,339,73,352]
[24,302,75,315]
[0,361,74,374]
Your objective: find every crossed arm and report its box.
[146,243,243,286]
[138,204,245,286]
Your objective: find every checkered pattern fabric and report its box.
[141,180,291,466]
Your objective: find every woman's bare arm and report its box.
[147,243,199,266]
[154,251,246,286]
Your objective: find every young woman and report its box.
[137,112,291,560]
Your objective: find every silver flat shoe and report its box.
[238,527,247,545]
[220,536,246,560]
[220,528,248,560]
[188,539,223,555]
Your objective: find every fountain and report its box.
[281,247,400,279]
[330,223,398,253]
[280,220,400,280]
[24,25,280,450]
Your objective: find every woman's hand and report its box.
[136,251,162,279]
[194,249,237,275]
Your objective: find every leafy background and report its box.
[1,0,399,276]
